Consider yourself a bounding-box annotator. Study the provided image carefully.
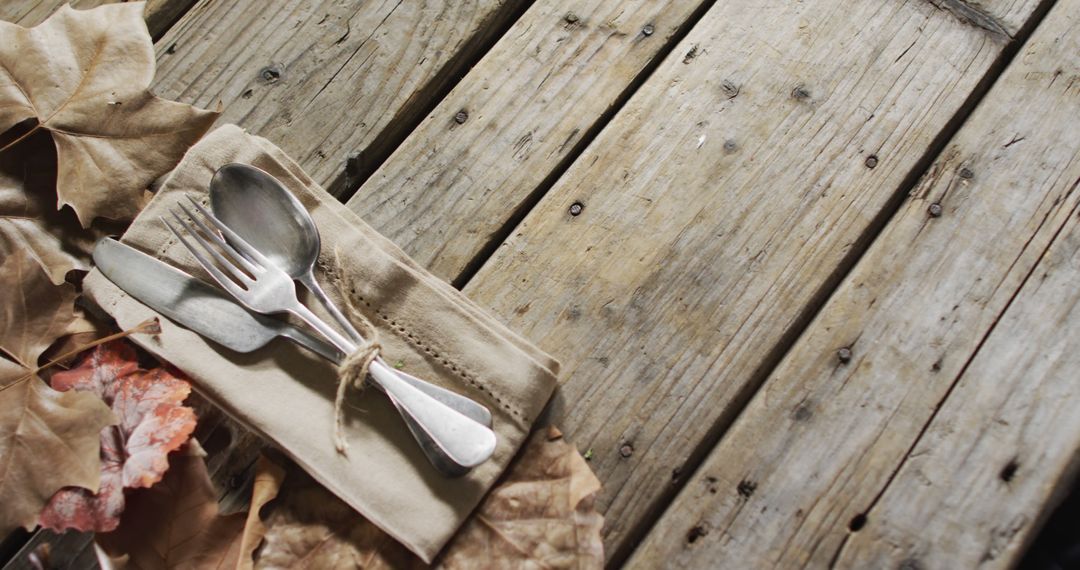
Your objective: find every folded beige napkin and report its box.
[82,124,560,562]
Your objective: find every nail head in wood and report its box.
[259,64,282,84]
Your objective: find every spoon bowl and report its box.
[209,164,320,279]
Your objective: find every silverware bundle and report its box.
[93,163,496,476]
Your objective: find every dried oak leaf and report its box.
[0,249,116,535]
[0,2,218,227]
[255,426,604,569]
[97,443,285,570]
[38,340,197,532]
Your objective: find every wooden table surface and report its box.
[4,0,1079,568]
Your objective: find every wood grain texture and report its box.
[628,1,1079,566]
[151,0,520,190]
[346,0,710,282]
[459,0,1043,558]
[0,0,193,37]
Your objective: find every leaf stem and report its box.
[0,318,161,392]
[0,124,42,154]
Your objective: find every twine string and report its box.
[331,247,383,454]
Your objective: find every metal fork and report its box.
[163,196,497,471]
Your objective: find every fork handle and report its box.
[298,271,364,343]
[288,301,497,468]
[289,299,359,354]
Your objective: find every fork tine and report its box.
[185,196,272,266]
[176,201,260,278]
[171,206,254,286]
[161,215,247,299]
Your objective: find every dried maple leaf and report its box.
[0,358,115,536]
[0,2,218,227]
[97,443,285,570]
[254,426,604,569]
[38,340,197,532]
[0,247,86,369]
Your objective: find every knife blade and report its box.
[93,237,342,361]
[92,238,492,428]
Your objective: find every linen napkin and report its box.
[81,124,560,562]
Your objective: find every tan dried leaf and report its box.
[0,358,115,535]
[0,246,84,373]
[255,427,604,569]
[0,2,218,227]
[439,426,604,569]
[254,471,417,570]
[97,444,285,570]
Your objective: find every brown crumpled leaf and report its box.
[439,426,604,569]
[255,426,604,569]
[0,2,218,227]
[97,444,285,570]
[38,340,198,532]
[0,247,115,535]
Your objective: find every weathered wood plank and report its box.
[346,0,712,282]
[151,0,522,190]
[837,10,1080,568]
[0,0,194,37]
[628,0,1078,566]
[843,207,1080,568]
[456,0,1045,559]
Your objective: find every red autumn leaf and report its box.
[38,340,196,532]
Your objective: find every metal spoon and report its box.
[208,163,491,427]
